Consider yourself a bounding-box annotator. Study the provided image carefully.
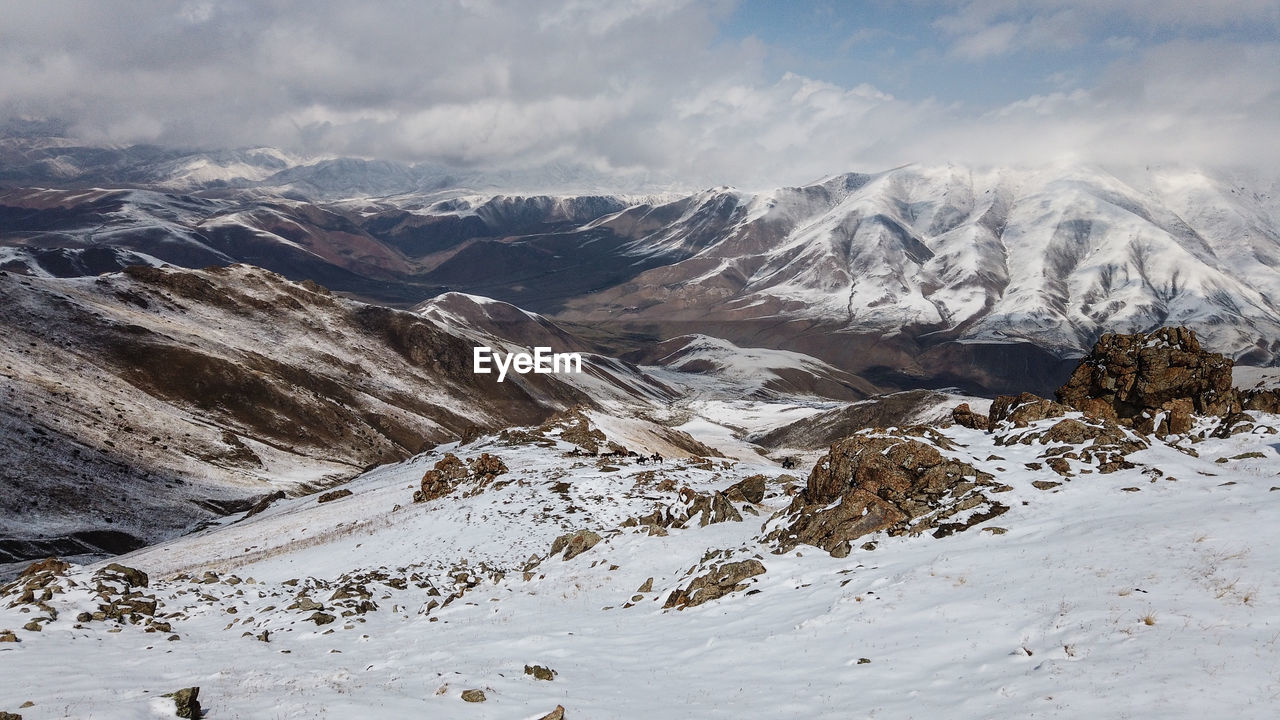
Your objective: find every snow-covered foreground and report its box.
[2,410,1280,719]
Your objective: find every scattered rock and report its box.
[637,577,653,593]
[0,630,18,643]
[0,712,21,720]
[538,706,567,720]
[1032,481,1062,491]
[308,612,336,626]
[461,689,487,703]
[525,664,557,681]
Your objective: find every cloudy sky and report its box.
[1,0,1277,187]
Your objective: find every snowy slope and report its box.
[3,409,1278,719]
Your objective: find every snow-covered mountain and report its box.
[5,143,1280,392]
[555,165,1280,366]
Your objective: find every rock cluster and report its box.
[620,486,743,533]
[769,429,1007,556]
[1055,327,1238,434]
[994,417,1149,475]
[413,452,509,503]
[988,392,1069,428]
[663,559,766,610]
[89,563,168,630]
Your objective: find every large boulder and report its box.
[663,559,766,609]
[550,530,602,561]
[769,432,1007,556]
[951,403,988,430]
[1056,327,1239,431]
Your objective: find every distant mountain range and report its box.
[3,136,1280,393]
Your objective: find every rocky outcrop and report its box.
[1056,327,1239,434]
[663,559,765,609]
[550,530,602,561]
[621,487,743,531]
[988,393,1068,428]
[951,403,988,430]
[413,453,508,503]
[770,431,1007,556]
[1242,389,1280,414]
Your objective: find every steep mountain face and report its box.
[555,166,1280,364]
[0,264,673,564]
[4,142,1280,393]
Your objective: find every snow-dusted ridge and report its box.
[3,404,1278,718]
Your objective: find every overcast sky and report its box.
[1,0,1277,188]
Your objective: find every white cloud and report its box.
[0,1,1275,189]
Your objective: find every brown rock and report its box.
[664,559,766,609]
[951,403,989,430]
[724,474,767,504]
[988,393,1068,428]
[461,689,487,703]
[171,687,202,719]
[524,664,557,681]
[550,530,602,561]
[770,434,1006,555]
[1056,327,1239,432]
[538,706,566,720]
[316,488,353,503]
